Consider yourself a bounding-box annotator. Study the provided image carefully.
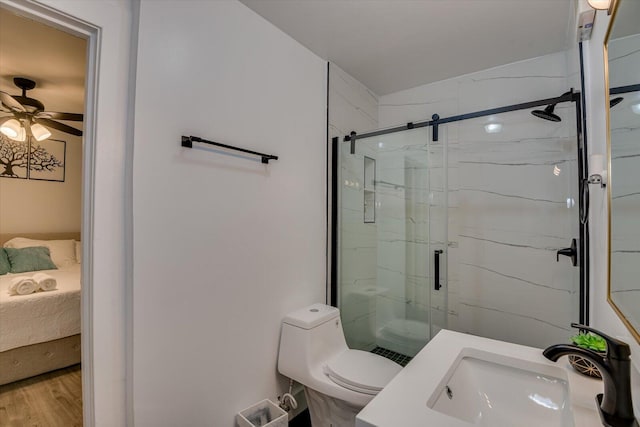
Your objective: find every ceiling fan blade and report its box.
[36,118,83,136]
[36,111,83,121]
[0,91,26,113]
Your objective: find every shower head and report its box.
[610,97,624,108]
[531,90,574,123]
[531,104,562,122]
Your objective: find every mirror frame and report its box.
[605,0,640,344]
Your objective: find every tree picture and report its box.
[0,134,66,181]
[29,139,66,182]
[0,135,29,178]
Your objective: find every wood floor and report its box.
[0,365,82,427]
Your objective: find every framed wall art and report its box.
[0,135,65,182]
[28,138,66,182]
[0,135,29,179]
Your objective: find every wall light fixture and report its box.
[587,0,614,14]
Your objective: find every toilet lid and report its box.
[324,350,402,395]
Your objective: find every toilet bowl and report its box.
[278,303,402,427]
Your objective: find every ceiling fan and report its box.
[0,77,83,142]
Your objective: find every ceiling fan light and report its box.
[0,118,21,139]
[15,126,26,142]
[31,123,51,141]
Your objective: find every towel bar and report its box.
[181,135,279,164]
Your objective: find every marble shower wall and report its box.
[329,63,380,350]
[371,129,434,356]
[379,51,582,349]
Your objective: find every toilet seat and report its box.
[323,350,402,395]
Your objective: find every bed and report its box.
[0,232,81,385]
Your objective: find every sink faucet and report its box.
[543,323,638,427]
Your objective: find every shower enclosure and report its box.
[331,91,588,360]
[334,127,446,358]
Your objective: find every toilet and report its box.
[278,303,403,427]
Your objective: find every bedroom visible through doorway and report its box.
[0,7,87,426]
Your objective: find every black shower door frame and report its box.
[329,89,591,325]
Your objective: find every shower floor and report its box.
[370,346,413,367]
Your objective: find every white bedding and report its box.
[0,264,81,352]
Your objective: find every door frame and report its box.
[0,1,100,423]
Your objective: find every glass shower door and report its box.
[443,105,580,349]
[337,127,446,358]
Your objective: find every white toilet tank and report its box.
[278,303,349,382]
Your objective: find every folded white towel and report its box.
[8,277,38,296]
[32,272,57,292]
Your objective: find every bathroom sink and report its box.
[356,330,604,427]
[426,348,573,426]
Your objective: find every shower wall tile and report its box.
[446,246,460,282]
[330,63,380,351]
[374,295,408,354]
[378,50,580,349]
[343,311,377,351]
[373,130,433,349]
[457,51,570,113]
[457,302,572,349]
[329,63,379,138]
[378,80,459,128]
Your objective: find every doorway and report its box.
[0,2,99,425]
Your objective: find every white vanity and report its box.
[356,330,605,427]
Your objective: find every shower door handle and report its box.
[434,250,443,290]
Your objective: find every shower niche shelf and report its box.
[364,156,375,223]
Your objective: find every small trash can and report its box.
[236,399,287,427]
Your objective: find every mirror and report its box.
[606,0,640,343]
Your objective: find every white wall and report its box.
[0,132,82,234]
[132,1,326,425]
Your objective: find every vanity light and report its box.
[587,0,612,11]
[30,123,51,142]
[631,102,640,115]
[484,123,503,134]
[0,118,22,139]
